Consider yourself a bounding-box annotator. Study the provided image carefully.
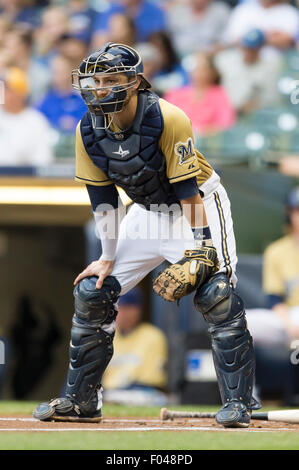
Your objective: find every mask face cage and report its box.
[72,44,148,130]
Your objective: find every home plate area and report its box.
[0,416,299,432]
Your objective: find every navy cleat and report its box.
[215,400,251,428]
[33,397,102,423]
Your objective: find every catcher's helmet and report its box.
[72,42,151,129]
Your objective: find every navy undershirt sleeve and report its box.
[172,177,199,200]
[86,184,119,211]
[266,294,284,309]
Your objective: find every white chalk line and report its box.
[0,427,288,432]
[0,417,160,423]
[0,426,298,433]
[0,418,35,422]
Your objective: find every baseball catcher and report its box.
[33,42,260,428]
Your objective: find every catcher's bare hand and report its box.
[74,259,114,289]
[153,246,219,302]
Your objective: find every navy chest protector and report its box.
[80,91,178,209]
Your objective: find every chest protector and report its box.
[80,91,178,209]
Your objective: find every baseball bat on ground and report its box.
[160,408,299,424]
[160,408,216,421]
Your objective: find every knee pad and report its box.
[193,273,244,325]
[74,275,121,324]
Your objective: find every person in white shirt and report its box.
[215,28,282,113]
[166,0,231,56]
[0,67,54,166]
[223,0,299,53]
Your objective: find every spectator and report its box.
[223,0,299,53]
[36,54,86,134]
[280,155,299,177]
[0,50,11,71]
[106,13,137,47]
[166,0,231,57]
[0,67,53,165]
[0,0,43,29]
[56,33,89,70]
[215,28,282,113]
[135,42,163,94]
[102,287,168,403]
[262,187,299,339]
[34,6,70,65]
[3,28,50,104]
[67,0,98,45]
[92,0,166,47]
[0,15,12,48]
[246,187,299,346]
[245,187,299,404]
[164,53,236,135]
[148,31,189,95]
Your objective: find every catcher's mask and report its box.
[72,42,151,130]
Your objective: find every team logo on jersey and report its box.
[113,145,130,158]
[174,138,196,166]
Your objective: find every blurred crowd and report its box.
[0,0,299,164]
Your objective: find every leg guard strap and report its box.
[65,275,121,415]
[65,317,114,415]
[194,273,258,409]
[209,316,255,408]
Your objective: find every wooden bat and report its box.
[160,408,299,424]
[160,408,216,421]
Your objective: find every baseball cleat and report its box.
[215,400,251,428]
[33,398,102,423]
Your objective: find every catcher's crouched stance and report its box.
[33,43,260,428]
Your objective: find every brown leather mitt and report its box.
[153,246,219,302]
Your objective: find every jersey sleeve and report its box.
[74,121,113,186]
[159,98,202,184]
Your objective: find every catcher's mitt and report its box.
[153,246,219,302]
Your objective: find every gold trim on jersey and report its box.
[214,191,232,279]
[75,175,111,184]
[169,167,200,182]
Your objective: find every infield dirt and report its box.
[0,415,299,432]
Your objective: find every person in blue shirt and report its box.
[92,0,166,46]
[148,31,189,96]
[36,54,86,134]
[0,0,45,29]
[68,0,99,45]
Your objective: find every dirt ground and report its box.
[0,415,299,432]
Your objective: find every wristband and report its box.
[192,225,213,247]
